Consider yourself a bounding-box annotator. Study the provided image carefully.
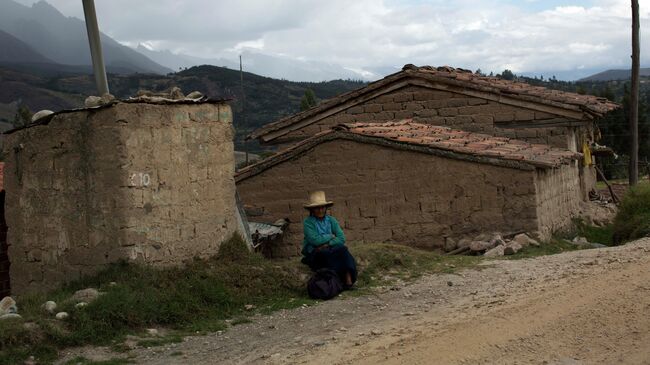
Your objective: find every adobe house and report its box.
[237,120,582,256]
[248,65,619,199]
[2,98,244,295]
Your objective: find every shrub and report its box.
[612,184,650,244]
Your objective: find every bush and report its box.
[612,184,650,244]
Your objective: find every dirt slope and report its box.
[60,238,650,365]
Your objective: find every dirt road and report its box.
[62,238,650,364]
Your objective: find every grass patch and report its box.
[0,236,490,364]
[501,238,584,260]
[612,184,650,244]
[349,242,481,286]
[574,219,614,246]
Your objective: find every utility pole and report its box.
[82,0,109,95]
[240,55,248,165]
[630,0,640,185]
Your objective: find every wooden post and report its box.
[630,0,640,185]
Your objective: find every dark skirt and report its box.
[302,245,357,287]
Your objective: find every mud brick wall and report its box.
[3,102,239,295]
[277,85,574,149]
[237,139,546,255]
[534,163,582,240]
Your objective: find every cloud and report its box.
[13,0,650,77]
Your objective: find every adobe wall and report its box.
[277,85,572,149]
[237,139,540,256]
[534,163,582,240]
[3,102,239,295]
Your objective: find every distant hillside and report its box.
[0,63,366,150]
[579,68,650,82]
[0,29,52,63]
[0,0,170,75]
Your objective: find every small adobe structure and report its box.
[2,97,244,295]
[237,120,582,256]
[249,65,619,199]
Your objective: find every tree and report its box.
[300,89,317,111]
[12,104,32,128]
[499,69,515,80]
[630,0,640,185]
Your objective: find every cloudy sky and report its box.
[15,0,650,78]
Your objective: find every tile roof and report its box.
[249,64,620,142]
[338,120,580,168]
[236,120,580,182]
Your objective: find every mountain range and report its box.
[579,68,650,82]
[0,0,170,74]
[1,0,645,83]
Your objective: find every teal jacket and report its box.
[302,215,346,256]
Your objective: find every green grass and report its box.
[613,184,650,244]
[501,238,584,260]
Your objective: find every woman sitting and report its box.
[301,191,357,289]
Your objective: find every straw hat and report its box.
[303,191,333,209]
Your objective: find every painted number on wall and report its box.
[130,173,151,187]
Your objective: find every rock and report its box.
[504,242,523,255]
[371,330,382,336]
[484,244,506,257]
[186,91,203,99]
[0,296,17,315]
[513,233,534,247]
[473,233,492,242]
[456,238,471,248]
[489,234,506,247]
[23,322,39,331]
[447,281,453,287]
[0,313,22,320]
[147,328,159,336]
[31,109,54,122]
[55,312,69,320]
[244,304,255,310]
[100,93,115,104]
[443,237,457,252]
[169,87,184,100]
[572,236,590,246]
[109,282,118,287]
[23,355,36,365]
[75,302,88,309]
[72,288,100,303]
[43,301,57,314]
[84,95,103,108]
[469,240,495,252]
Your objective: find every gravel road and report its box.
[59,237,650,365]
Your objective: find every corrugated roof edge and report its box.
[3,96,231,135]
[236,123,580,183]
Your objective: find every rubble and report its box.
[0,296,17,315]
[72,288,100,303]
[43,301,57,314]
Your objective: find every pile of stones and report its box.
[445,232,540,256]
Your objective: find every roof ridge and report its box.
[249,64,620,143]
